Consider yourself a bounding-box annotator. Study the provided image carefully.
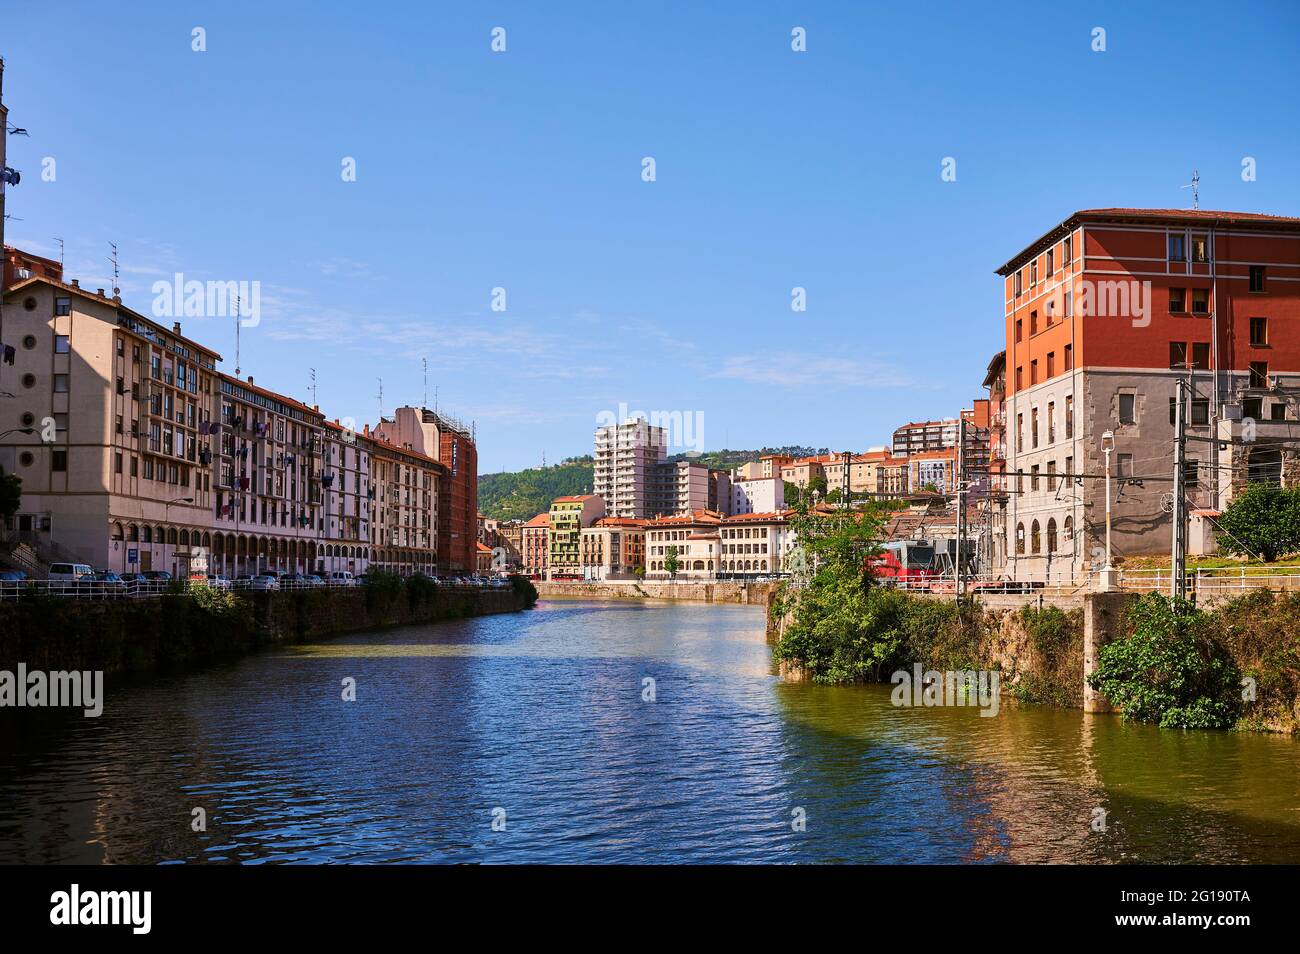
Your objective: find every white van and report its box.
[327,571,356,586]
[48,562,94,582]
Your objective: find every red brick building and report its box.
[993,208,1300,581]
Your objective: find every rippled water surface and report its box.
[1,600,1298,863]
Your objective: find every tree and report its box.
[0,466,20,520]
[1086,593,1240,729]
[1216,482,1300,562]
[807,474,828,498]
[664,546,680,578]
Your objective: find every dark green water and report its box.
[0,599,1297,863]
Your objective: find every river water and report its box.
[1,600,1297,864]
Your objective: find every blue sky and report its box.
[4,1,1298,472]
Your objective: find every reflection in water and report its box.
[0,600,1296,863]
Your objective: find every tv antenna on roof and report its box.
[309,367,317,406]
[108,241,120,296]
[53,237,64,269]
[377,377,383,419]
[1181,169,1200,210]
[422,357,428,408]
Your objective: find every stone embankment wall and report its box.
[537,580,778,605]
[0,586,529,676]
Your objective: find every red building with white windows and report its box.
[992,209,1300,581]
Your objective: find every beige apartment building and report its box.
[645,510,722,580]
[2,272,222,575]
[210,372,327,577]
[580,516,646,580]
[364,426,443,576]
[718,511,793,577]
[319,419,372,576]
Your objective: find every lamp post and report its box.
[1099,430,1117,591]
[0,427,36,439]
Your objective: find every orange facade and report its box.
[1000,210,1300,393]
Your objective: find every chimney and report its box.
[71,278,79,288]
[97,288,105,297]
[172,321,182,335]
[247,375,254,385]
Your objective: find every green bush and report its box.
[1012,604,1084,707]
[1216,482,1300,561]
[1087,593,1241,729]
[509,574,539,607]
[405,573,437,610]
[362,570,403,612]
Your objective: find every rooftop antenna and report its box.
[108,241,120,296]
[309,367,317,406]
[53,237,64,270]
[422,357,428,408]
[234,293,242,376]
[1181,169,1200,210]
[377,377,383,419]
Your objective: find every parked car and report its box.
[235,574,280,591]
[48,562,95,583]
[204,574,233,590]
[305,575,327,587]
[327,571,356,586]
[119,572,141,583]
[83,571,127,596]
[0,570,29,582]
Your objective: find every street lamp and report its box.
[1099,430,1117,592]
[0,427,36,439]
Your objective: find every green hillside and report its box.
[477,447,823,520]
[478,457,595,521]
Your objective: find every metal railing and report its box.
[0,577,512,601]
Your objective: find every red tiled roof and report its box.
[524,513,551,528]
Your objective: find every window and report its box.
[1065,395,1074,438]
[1117,453,1132,478]
[1192,342,1210,369]
[1014,270,1022,297]
[1064,289,1073,317]
[1031,465,1040,491]
[1030,520,1041,554]
[1064,235,1073,263]
[1192,288,1209,314]
[1243,397,1262,420]
[1030,310,1038,336]
[1031,359,1038,385]
[1191,236,1208,263]
[1031,408,1039,448]
[1047,249,1055,274]
[115,452,123,474]
[52,450,68,472]
[1168,234,1186,261]
[1065,455,1073,476]
[1250,317,1268,347]
[1015,319,1022,343]
[55,335,70,354]
[1169,287,1186,313]
[1185,459,1200,488]
[1064,344,1073,371]
[1118,393,1136,425]
[1192,400,1209,426]
[1270,402,1288,422]
[1169,341,1188,369]
[1047,401,1056,443]
[1249,265,1266,292]
[1031,261,1038,286]
[1016,366,1023,390]
[1047,518,1058,553]
[1016,523,1025,555]
[1016,413,1024,451]
[1047,352,1056,378]
[55,296,71,316]
[53,374,69,393]
[1249,361,1269,389]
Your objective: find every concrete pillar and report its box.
[1082,591,1135,713]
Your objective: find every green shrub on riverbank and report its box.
[1087,594,1241,730]
[1011,604,1084,708]
[509,574,538,607]
[1202,590,1300,733]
